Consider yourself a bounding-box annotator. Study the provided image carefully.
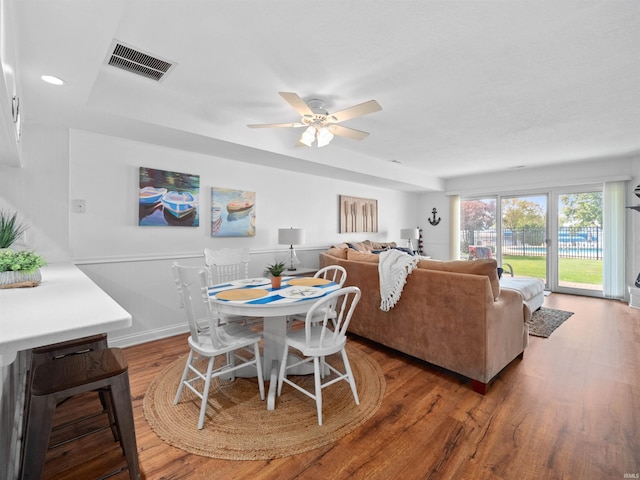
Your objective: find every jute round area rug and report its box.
[143,346,385,460]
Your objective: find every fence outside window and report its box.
[461,226,603,260]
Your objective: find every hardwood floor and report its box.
[39,294,640,480]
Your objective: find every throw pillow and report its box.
[347,241,373,252]
[326,247,348,259]
[346,249,380,263]
[369,241,397,250]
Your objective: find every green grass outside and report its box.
[502,255,602,285]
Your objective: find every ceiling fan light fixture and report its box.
[300,126,316,147]
[316,127,334,147]
[249,92,381,147]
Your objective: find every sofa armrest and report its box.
[484,288,528,382]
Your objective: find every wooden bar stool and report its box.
[21,347,140,480]
[26,333,120,442]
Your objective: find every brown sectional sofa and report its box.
[319,242,530,393]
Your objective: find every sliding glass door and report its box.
[556,188,603,294]
[460,185,605,296]
[500,194,548,286]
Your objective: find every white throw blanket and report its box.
[378,249,419,311]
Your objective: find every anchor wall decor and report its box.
[428,208,441,226]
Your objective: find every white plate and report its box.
[229,277,271,286]
[279,286,325,299]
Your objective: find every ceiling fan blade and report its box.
[279,92,314,116]
[247,122,306,128]
[330,100,381,123]
[328,124,370,141]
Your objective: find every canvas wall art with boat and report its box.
[139,167,200,227]
[211,187,256,237]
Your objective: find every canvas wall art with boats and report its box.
[139,167,200,227]
[211,187,256,237]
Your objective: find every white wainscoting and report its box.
[76,247,326,349]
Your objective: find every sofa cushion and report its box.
[418,258,500,300]
[346,249,380,263]
[348,241,375,252]
[369,241,397,250]
[326,246,349,259]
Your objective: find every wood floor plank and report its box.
[35,294,640,480]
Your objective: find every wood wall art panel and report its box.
[339,195,378,233]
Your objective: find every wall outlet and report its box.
[71,199,86,214]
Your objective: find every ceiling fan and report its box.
[247,92,382,147]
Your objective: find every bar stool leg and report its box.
[110,372,141,480]
[21,394,57,480]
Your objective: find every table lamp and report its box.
[400,228,419,252]
[278,227,305,271]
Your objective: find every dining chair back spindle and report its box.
[314,265,347,287]
[289,265,347,327]
[203,248,257,326]
[277,286,361,425]
[172,263,265,429]
[204,247,250,285]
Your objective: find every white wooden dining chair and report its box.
[203,247,257,326]
[277,286,361,426]
[204,247,250,285]
[289,265,347,328]
[172,263,265,429]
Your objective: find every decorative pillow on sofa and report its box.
[347,241,375,252]
[369,241,397,250]
[417,258,500,300]
[326,246,348,259]
[346,249,380,263]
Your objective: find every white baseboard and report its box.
[107,323,189,349]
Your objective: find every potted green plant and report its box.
[0,249,47,288]
[0,210,27,248]
[0,210,46,288]
[266,261,285,289]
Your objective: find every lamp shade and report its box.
[278,228,305,245]
[400,228,419,240]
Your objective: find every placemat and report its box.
[287,278,332,286]
[215,288,268,301]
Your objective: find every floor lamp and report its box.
[278,228,305,271]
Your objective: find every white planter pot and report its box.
[0,269,42,288]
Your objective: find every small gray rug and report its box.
[528,307,574,338]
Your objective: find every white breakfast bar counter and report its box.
[0,262,133,479]
[0,263,132,366]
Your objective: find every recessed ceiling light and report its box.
[41,75,65,86]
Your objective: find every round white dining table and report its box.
[208,277,340,410]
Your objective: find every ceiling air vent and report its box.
[106,40,175,82]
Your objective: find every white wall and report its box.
[0,125,70,262]
[69,129,415,260]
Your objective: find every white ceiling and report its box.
[9,0,640,191]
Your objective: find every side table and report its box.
[283,267,318,277]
